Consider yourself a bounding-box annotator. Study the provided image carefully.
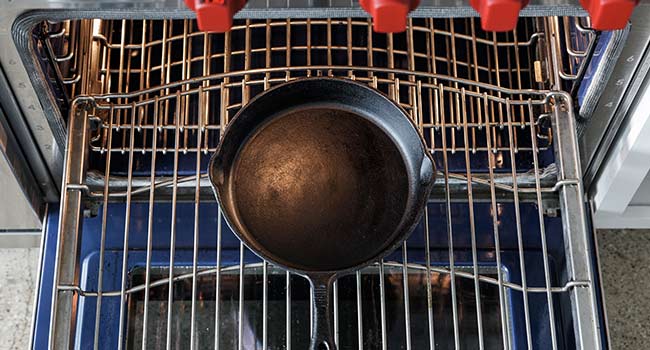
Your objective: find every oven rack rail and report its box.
[58,261,591,298]
[78,165,565,202]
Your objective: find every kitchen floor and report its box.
[0,248,39,350]
[0,230,647,349]
[597,229,650,348]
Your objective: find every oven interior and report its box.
[30,16,610,350]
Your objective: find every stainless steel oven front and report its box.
[1,1,648,350]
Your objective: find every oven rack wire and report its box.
[47,16,602,350]
[43,17,595,116]
[51,68,601,350]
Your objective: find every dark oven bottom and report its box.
[124,265,503,350]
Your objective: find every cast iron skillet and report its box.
[209,78,434,350]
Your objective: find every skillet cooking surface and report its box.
[230,107,409,271]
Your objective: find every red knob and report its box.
[359,0,420,33]
[470,0,529,32]
[185,0,247,32]
[580,0,638,30]
[185,0,197,10]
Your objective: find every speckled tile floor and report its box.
[0,248,39,350]
[1,230,649,349]
[597,229,650,349]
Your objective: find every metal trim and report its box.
[0,97,45,219]
[552,92,602,350]
[581,5,650,188]
[0,66,59,201]
[588,200,612,350]
[48,105,88,350]
[28,206,49,350]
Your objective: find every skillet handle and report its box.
[310,275,337,350]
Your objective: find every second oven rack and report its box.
[41,17,597,119]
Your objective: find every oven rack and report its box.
[48,66,602,349]
[43,12,603,350]
[41,17,596,117]
[73,68,562,210]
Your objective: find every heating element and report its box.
[32,17,604,350]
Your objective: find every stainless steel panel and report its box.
[580,4,650,188]
[0,67,59,202]
[0,102,42,231]
[0,231,42,248]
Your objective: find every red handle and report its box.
[580,0,638,30]
[470,0,529,32]
[359,0,420,33]
[184,0,247,32]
